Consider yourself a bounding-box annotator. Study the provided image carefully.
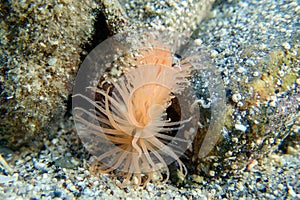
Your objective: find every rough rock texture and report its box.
[0,0,98,147]
[100,0,215,36]
[191,0,299,179]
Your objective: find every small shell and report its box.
[72,29,226,186]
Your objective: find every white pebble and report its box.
[253,71,260,77]
[269,100,277,107]
[232,137,239,143]
[209,170,215,177]
[235,124,247,132]
[278,70,285,77]
[259,43,267,50]
[51,138,59,145]
[146,183,154,192]
[282,42,291,50]
[237,66,247,73]
[288,185,297,197]
[194,38,202,46]
[77,181,85,187]
[68,184,77,192]
[237,101,244,107]
[210,50,218,58]
[232,93,242,103]
[48,57,57,65]
[278,183,284,190]
[34,162,46,170]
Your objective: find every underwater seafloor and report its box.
[0,0,299,199]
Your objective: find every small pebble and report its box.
[253,71,260,77]
[288,185,297,197]
[235,124,247,132]
[210,50,219,58]
[34,161,46,170]
[209,171,215,177]
[232,93,242,103]
[48,57,57,65]
[146,183,154,192]
[194,38,202,46]
[281,42,291,50]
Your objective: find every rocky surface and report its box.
[0,0,97,147]
[191,0,299,178]
[101,0,215,35]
